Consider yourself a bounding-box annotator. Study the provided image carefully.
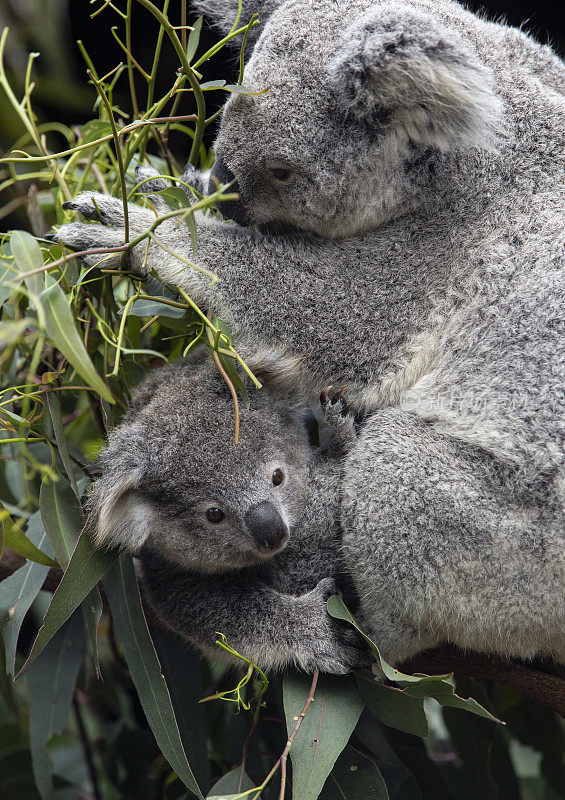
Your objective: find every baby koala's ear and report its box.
[330,3,502,150]
[88,431,152,552]
[245,348,304,396]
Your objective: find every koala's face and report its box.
[209,0,501,238]
[90,360,311,573]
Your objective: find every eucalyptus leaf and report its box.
[327,595,448,685]
[207,766,255,799]
[152,628,211,789]
[186,16,203,62]
[80,119,113,145]
[356,671,429,738]
[10,230,44,302]
[103,554,203,799]
[223,84,268,94]
[0,511,51,676]
[38,275,114,403]
[39,476,83,568]
[199,80,226,90]
[404,680,500,722]
[283,671,364,800]
[0,318,36,347]
[1,513,58,568]
[22,525,117,672]
[319,744,389,800]
[26,609,85,800]
[45,391,80,503]
[120,299,186,319]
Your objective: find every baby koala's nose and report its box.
[244,501,289,554]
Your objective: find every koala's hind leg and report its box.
[340,409,565,665]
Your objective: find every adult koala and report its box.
[53,1,564,661]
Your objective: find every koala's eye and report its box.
[269,167,292,184]
[272,468,285,487]
[206,507,225,523]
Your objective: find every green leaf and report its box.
[152,628,211,790]
[404,680,500,722]
[327,595,448,686]
[45,392,80,503]
[199,80,226,90]
[0,512,51,676]
[39,476,83,568]
[186,16,203,63]
[38,275,114,403]
[356,671,429,737]
[79,119,113,145]
[26,609,85,800]
[22,525,117,672]
[10,230,44,301]
[0,317,36,347]
[207,766,255,799]
[319,744,389,800]
[157,188,197,251]
[283,672,364,800]
[119,299,187,319]
[223,84,268,95]
[103,554,203,799]
[1,509,58,568]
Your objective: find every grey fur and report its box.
[90,353,362,673]
[55,1,564,666]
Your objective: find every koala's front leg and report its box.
[140,557,363,674]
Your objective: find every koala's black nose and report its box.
[208,154,251,226]
[244,501,289,553]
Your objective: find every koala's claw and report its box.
[320,386,359,446]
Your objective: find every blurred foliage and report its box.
[0,1,564,799]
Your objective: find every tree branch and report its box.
[1,548,563,716]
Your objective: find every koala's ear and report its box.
[330,3,502,150]
[246,348,304,395]
[193,0,281,45]
[88,466,152,552]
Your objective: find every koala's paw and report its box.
[320,386,359,446]
[181,163,206,199]
[296,578,367,674]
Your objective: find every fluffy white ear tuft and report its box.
[330,3,503,150]
[89,471,152,552]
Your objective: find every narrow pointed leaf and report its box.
[186,16,203,62]
[27,609,85,800]
[10,230,44,300]
[45,392,80,503]
[327,595,449,685]
[207,766,254,799]
[39,274,114,403]
[319,744,389,800]
[355,671,429,737]
[40,476,83,568]
[119,299,186,318]
[103,554,203,799]
[0,512,51,676]
[1,510,58,567]
[283,672,364,800]
[22,525,117,672]
[404,680,501,722]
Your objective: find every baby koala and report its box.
[90,349,362,673]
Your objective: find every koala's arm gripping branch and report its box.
[1,548,564,715]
